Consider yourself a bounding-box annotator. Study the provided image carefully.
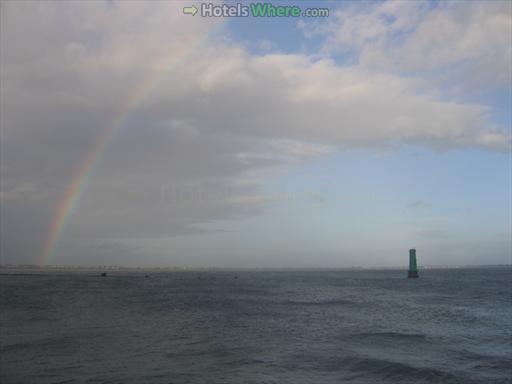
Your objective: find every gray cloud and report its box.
[408,200,432,210]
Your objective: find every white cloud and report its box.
[303,0,512,88]
[154,46,509,151]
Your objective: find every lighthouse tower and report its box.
[408,249,419,278]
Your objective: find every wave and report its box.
[342,356,473,383]
[348,331,428,342]
[284,298,355,306]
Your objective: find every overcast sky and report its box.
[1,0,511,267]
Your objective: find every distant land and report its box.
[0,264,510,272]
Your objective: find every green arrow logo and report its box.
[183,5,198,16]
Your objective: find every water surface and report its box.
[1,268,511,383]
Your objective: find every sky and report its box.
[0,0,510,268]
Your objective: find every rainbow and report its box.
[39,22,226,266]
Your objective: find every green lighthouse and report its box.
[408,249,419,278]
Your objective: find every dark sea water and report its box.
[1,268,511,383]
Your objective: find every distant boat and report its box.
[100,272,107,277]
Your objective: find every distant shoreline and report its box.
[1,264,510,273]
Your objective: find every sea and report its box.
[1,268,511,383]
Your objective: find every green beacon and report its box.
[408,249,419,278]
